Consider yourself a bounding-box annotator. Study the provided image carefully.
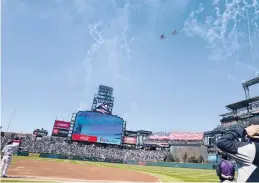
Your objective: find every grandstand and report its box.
[3,77,258,164]
[1,84,208,163]
[0,84,208,163]
[144,132,204,147]
[203,75,259,158]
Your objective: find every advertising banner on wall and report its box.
[123,136,137,145]
[71,134,98,142]
[29,153,40,157]
[52,120,71,137]
[54,120,71,129]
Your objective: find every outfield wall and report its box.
[146,162,215,169]
[17,151,215,170]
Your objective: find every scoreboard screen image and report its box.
[72,111,124,145]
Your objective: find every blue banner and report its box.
[47,154,59,159]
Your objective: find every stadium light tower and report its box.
[242,75,259,99]
[91,85,114,114]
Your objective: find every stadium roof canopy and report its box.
[226,96,259,111]
[125,130,137,134]
[148,135,169,140]
[219,112,233,117]
[169,132,204,141]
[147,132,204,141]
[137,130,152,135]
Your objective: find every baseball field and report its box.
[0,156,219,182]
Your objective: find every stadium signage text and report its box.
[54,120,71,129]
[71,134,98,142]
[56,123,69,128]
[99,137,109,143]
[59,130,69,134]
[97,137,119,144]
[80,135,89,141]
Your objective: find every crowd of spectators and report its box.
[1,133,168,162]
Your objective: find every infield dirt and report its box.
[5,158,159,182]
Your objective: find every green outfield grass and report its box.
[11,156,219,182]
[85,161,219,182]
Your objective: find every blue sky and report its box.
[2,0,259,134]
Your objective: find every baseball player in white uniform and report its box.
[1,141,20,178]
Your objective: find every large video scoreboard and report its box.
[71,111,124,145]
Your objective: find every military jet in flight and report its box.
[172,30,177,35]
[160,33,165,39]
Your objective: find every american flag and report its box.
[95,103,110,114]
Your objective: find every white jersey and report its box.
[2,143,20,156]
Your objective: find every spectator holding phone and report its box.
[217,124,259,182]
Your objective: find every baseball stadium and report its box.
[1,75,259,182]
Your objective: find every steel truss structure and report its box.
[203,75,259,154]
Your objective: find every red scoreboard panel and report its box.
[52,120,71,137]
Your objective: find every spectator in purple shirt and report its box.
[216,152,235,182]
